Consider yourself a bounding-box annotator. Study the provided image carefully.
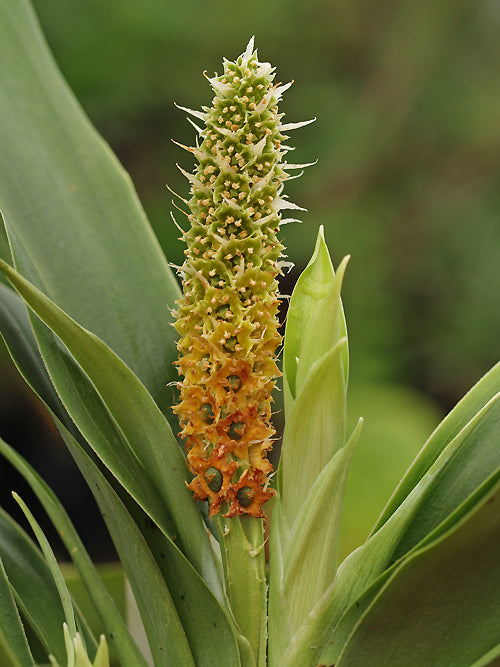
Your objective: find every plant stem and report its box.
[215,515,267,667]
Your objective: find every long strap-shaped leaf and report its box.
[0,283,241,664]
[0,557,35,667]
[0,258,218,589]
[374,360,500,530]
[60,437,196,667]
[0,0,180,420]
[320,468,500,664]
[0,509,81,665]
[0,436,148,667]
[0,284,69,427]
[59,423,241,667]
[280,393,500,665]
[335,478,500,666]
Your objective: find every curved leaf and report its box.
[0,558,35,667]
[374,361,500,531]
[0,258,219,590]
[0,0,180,421]
[59,441,195,667]
[13,494,78,645]
[330,392,500,619]
[0,509,69,665]
[0,436,147,667]
[0,282,238,664]
[336,480,500,667]
[60,424,241,667]
[319,469,500,664]
[0,284,67,425]
[389,392,500,560]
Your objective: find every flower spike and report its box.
[173,40,312,517]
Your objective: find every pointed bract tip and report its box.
[244,36,256,60]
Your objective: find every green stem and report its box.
[215,515,267,667]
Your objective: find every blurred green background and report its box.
[1,0,499,559]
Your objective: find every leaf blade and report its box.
[0,509,68,665]
[0,258,219,588]
[374,361,500,531]
[0,435,148,667]
[0,0,180,421]
[283,226,348,410]
[337,480,500,667]
[59,424,241,667]
[0,558,35,667]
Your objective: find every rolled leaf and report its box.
[283,226,348,412]
[279,339,348,521]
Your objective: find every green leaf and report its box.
[269,230,357,665]
[0,558,35,667]
[0,284,68,426]
[336,479,500,667]
[389,392,500,560]
[332,392,500,615]
[55,432,195,667]
[0,435,147,667]
[319,469,500,665]
[0,509,69,665]
[268,421,362,665]
[0,284,238,664]
[281,420,362,629]
[280,392,500,665]
[341,392,498,597]
[12,495,78,646]
[470,644,500,667]
[283,225,348,412]
[59,423,241,667]
[374,361,500,531]
[279,339,348,521]
[0,258,219,590]
[0,0,180,420]
[0,280,172,542]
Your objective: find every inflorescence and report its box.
[173,37,313,517]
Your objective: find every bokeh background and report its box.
[1,0,499,560]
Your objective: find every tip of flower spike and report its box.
[244,36,255,60]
